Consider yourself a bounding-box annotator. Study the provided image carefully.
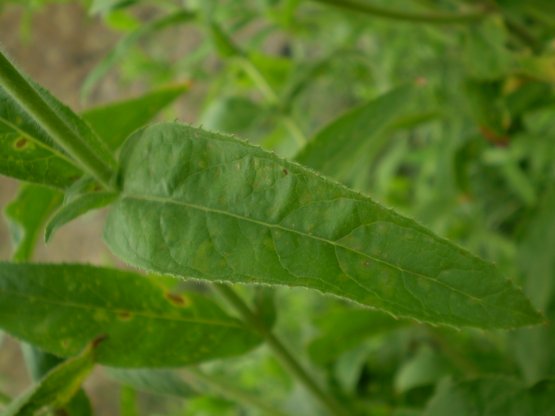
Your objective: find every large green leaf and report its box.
[81,84,188,151]
[4,184,63,261]
[104,122,542,329]
[0,263,261,367]
[294,85,417,182]
[3,341,97,416]
[424,377,555,416]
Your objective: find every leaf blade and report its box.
[3,342,97,416]
[0,263,261,367]
[82,84,189,151]
[104,123,542,329]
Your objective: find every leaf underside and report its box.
[104,123,542,330]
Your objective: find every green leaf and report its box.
[3,341,98,416]
[81,10,195,101]
[0,78,115,188]
[294,85,417,182]
[394,345,451,393]
[90,0,139,15]
[308,308,404,365]
[21,343,93,416]
[200,96,263,136]
[0,128,81,188]
[463,17,513,80]
[0,263,261,367]
[511,187,555,383]
[82,84,189,150]
[104,122,542,329]
[21,344,64,381]
[63,389,93,416]
[4,184,63,261]
[107,368,196,397]
[424,378,555,416]
[44,191,117,243]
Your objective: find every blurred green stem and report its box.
[214,284,349,416]
[311,0,490,24]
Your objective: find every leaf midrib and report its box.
[0,287,245,329]
[122,192,505,312]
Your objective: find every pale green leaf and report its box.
[44,191,117,243]
[464,17,513,80]
[81,10,195,100]
[424,378,555,416]
[3,341,97,416]
[104,122,542,329]
[4,184,63,261]
[82,84,189,150]
[295,85,416,182]
[0,263,261,367]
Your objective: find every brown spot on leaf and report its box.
[282,168,288,175]
[92,334,108,349]
[14,137,28,149]
[166,292,190,307]
[118,310,132,320]
[479,126,509,147]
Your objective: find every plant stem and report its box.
[311,0,490,24]
[185,367,289,416]
[214,284,349,416]
[0,50,116,189]
[235,55,307,146]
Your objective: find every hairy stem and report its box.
[0,50,116,189]
[214,283,349,416]
[311,0,490,24]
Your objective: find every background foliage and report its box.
[1,0,555,415]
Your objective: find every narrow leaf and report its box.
[0,77,115,188]
[0,263,261,367]
[4,184,63,261]
[104,123,542,329]
[82,84,189,150]
[44,191,117,243]
[424,377,555,416]
[512,187,555,383]
[295,85,416,181]
[81,11,195,100]
[0,128,81,188]
[3,341,97,416]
